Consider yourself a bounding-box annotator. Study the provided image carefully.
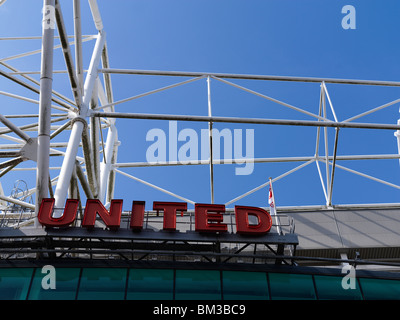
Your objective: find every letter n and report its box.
[82,199,123,229]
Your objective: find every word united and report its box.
[38,198,273,235]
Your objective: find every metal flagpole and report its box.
[207,76,214,204]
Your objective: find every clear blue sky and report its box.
[1,0,400,210]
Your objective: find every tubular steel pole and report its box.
[89,80,100,197]
[0,68,74,111]
[73,0,84,94]
[88,0,103,31]
[91,112,400,130]
[56,0,99,202]
[99,122,117,203]
[207,77,214,204]
[328,128,340,207]
[99,68,400,87]
[53,118,85,212]
[35,0,55,219]
[0,114,31,142]
[53,32,105,212]
[106,136,118,203]
[54,0,82,107]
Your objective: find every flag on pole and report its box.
[268,178,282,235]
[268,185,276,216]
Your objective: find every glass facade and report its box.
[359,278,400,300]
[0,267,398,300]
[222,271,269,300]
[29,268,80,300]
[175,270,221,300]
[314,275,363,300]
[269,273,316,300]
[126,268,173,300]
[77,268,127,300]
[0,268,33,300]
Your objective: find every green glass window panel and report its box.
[175,270,221,300]
[77,268,127,300]
[28,268,80,300]
[269,273,316,300]
[0,268,33,300]
[126,269,173,300]
[360,278,400,300]
[222,271,268,300]
[314,275,362,300]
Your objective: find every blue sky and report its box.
[1,0,400,210]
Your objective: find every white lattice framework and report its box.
[1,0,400,229]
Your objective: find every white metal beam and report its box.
[99,68,400,87]
[225,159,315,206]
[53,31,106,212]
[207,76,214,204]
[115,169,195,205]
[91,111,400,130]
[35,0,55,218]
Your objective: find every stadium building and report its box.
[0,0,400,301]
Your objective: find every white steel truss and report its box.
[0,0,400,230]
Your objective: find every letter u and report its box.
[37,198,78,227]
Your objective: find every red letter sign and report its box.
[235,205,272,235]
[82,199,123,229]
[37,198,78,228]
[153,202,187,231]
[195,203,228,233]
[130,201,145,230]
